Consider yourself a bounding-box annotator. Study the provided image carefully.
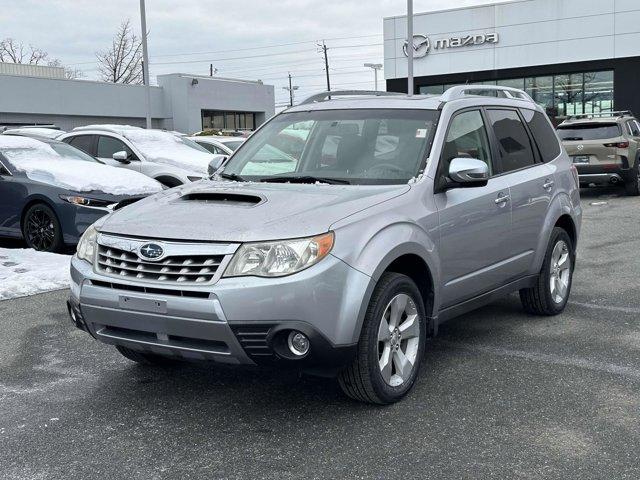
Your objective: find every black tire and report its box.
[338,272,427,404]
[115,345,182,366]
[520,227,575,316]
[22,203,64,252]
[624,162,640,196]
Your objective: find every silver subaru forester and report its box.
[68,85,582,404]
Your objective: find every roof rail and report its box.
[441,85,534,103]
[71,124,143,134]
[565,110,634,121]
[298,90,403,106]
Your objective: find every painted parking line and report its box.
[437,340,640,380]
[569,301,640,315]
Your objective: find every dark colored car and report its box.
[0,135,162,252]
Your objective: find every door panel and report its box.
[0,173,27,236]
[435,178,512,308]
[96,135,140,172]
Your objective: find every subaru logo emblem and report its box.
[139,243,164,260]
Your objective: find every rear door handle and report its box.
[495,194,510,205]
[543,179,555,190]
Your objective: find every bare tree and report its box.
[0,37,49,65]
[96,19,143,84]
[46,58,85,79]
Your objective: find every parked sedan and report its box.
[0,135,163,252]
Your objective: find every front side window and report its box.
[67,135,95,155]
[221,109,439,185]
[97,136,134,159]
[487,109,536,173]
[49,142,100,163]
[441,110,492,175]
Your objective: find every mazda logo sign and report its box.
[403,34,430,58]
[139,243,164,260]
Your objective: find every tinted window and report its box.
[197,142,224,155]
[49,142,100,163]
[222,140,243,151]
[556,123,621,140]
[627,121,640,136]
[441,110,492,175]
[68,135,94,154]
[487,109,536,173]
[521,109,561,162]
[97,136,134,159]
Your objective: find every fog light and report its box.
[287,331,310,356]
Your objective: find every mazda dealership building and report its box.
[384,0,640,124]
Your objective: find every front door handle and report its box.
[543,179,555,190]
[495,194,510,205]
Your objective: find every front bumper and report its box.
[69,253,371,368]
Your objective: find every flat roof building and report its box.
[384,0,640,123]
[0,69,275,134]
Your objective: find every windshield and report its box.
[557,123,621,140]
[49,142,101,163]
[221,109,439,185]
[221,140,243,151]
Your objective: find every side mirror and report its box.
[112,151,130,163]
[448,158,489,187]
[208,154,228,178]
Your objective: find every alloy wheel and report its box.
[25,208,56,251]
[549,240,571,304]
[377,293,421,387]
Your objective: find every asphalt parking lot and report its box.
[1,186,639,480]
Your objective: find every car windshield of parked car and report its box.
[48,142,101,163]
[557,123,621,140]
[221,109,439,185]
[220,140,243,151]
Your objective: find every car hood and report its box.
[100,180,410,242]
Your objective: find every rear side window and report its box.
[627,121,640,136]
[520,109,561,162]
[487,109,536,173]
[67,135,95,155]
[556,123,621,141]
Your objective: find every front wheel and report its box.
[338,272,427,404]
[520,227,575,315]
[22,203,64,252]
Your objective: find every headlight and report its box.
[77,225,98,263]
[223,232,334,278]
[59,195,114,209]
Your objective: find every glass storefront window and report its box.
[497,78,525,90]
[525,76,554,116]
[201,110,256,131]
[554,73,584,117]
[583,71,614,114]
[419,85,444,95]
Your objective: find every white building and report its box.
[0,68,275,134]
[384,0,640,122]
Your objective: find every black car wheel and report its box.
[22,203,64,252]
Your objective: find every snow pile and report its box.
[0,248,70,301]
[0,136,163,195]
[124,130,214,174]
[3,128,65,139]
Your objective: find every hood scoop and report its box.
[179,192,263,207]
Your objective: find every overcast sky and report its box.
[2,0,499,105]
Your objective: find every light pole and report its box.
[407,0,414,96]
[140,0,152,128]
[364,63,383,91]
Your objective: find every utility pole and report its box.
[140,0,152,128]
[407,0,414,96]
[364,63,383,91]
[210,64,213,76]
[282,73,299,106]
[322,41,331,92]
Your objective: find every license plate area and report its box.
[119,295,167,314]
[572,155,590,164]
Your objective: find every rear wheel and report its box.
[338,272,427,404]
[624,162,640,196]
[115,346,182,366]
[520,227,574,315]
[22,203,64,252]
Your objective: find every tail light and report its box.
[570,164,579,188]
[604,141,629,148]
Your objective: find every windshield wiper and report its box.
[259,175,350,185]
[218,172,246,182]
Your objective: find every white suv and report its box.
[59,125,216,187]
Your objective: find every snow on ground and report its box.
[0,248,70,301]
